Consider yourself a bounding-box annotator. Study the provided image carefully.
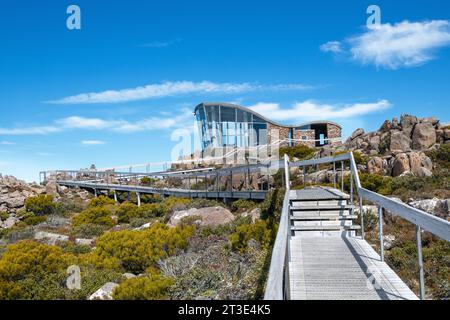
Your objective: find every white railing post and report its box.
[416,226,426,300]
[284,154,290,190]
[341,161,344,192]
[360,196,365,239]
[378,206,384,262]
[333,162,336,189]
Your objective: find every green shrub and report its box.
[187,198,224,209]
[24,195,56,216]
[71,223,110,238]
[72,207,115,227]
[344,173,392,195]
[0,211,9,221]
[230,220,273,253]
[141,176,157,186]
[163,197,192,213]
[279,144,315,161]
[231,199,258,213]
[23,215,47,226]
[54,199,87,216]
[428,143,450,164]
[88,195,116,208]
[117,202,165,224]
[379,134,391,154]
[362,209,378,232]
[0,241,74,299]
[113,273,174,300]
[87,223,195,273]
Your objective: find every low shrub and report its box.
[24,195,56,216]
[72,207,115,228]
[279,144,315,161]
[88,195,116,208]
[0,211,9,221]
[23,215,47,226]
[0,241,74,299]
[231,199,258,213]
[230,220,273,253]
[87,222,195,273]
[71,223,110,238]
[344,173,392,195]
[117,202,165,224]
[113,273,174,300]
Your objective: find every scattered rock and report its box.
[408,198,449,218]
[34,231,69,245]
[75,238,94,246]
[169,207,235,227]
[241,208,261,223]
[88,282,118,300]
[383,235,396,250]
[123,273,137,279]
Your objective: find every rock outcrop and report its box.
[0,175,45,213]
[88,282,118,300]
[169,207,235,227]
[345,114,446,177]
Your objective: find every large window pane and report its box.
[220,106,236,122]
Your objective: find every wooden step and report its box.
[291,225,361,232]
[290,205,355,211]
[290,214,358,221]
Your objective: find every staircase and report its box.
[289,187,360,237]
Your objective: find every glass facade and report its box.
[195,104,268,150]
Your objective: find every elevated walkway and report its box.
[287,187,417,300]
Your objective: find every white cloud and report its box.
[141,39,180,48]
[0,126,61,135]
[0,141,15,145]
[320,41,342,53]
[249,100,391,122]
[57,116,124,129]
[0,110,194,136]
[36,152,55,156]
[47,81,315,104]
[81,140,106,145]
[322,20,450,69]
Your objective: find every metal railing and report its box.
[265,152,450,300]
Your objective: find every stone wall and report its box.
[268,123,290,143]
[293,129,315,148]
[327,123,342,147]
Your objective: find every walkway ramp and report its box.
[287,187,418,300]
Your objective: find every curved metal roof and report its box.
[194,102,342,129]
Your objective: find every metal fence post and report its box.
[416,226,426,300]
[341,161,344,192]
[284,154,290,190]
[333,162,336,189]
[359,196,365,240]
[350,170,353,203]
[378,206,384,262]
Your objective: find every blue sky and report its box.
[0,0,449,181]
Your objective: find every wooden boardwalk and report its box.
[287,187,418,300]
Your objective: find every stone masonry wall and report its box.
[327,124,342,147]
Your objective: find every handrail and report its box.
[264,189,290,300]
